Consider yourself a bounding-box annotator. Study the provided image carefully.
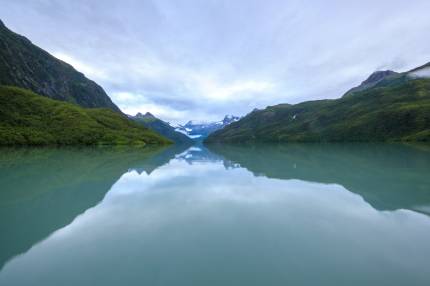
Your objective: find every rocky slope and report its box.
[0,19,120,112]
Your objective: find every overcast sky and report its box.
[1,0,430,123]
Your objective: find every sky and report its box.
[1,0,430,124]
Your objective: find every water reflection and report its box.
[0,144,188,268]
[0,144,429,285]
[208,143,430,214]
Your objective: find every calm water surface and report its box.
[0,144,430,286]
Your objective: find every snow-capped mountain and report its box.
[173,115,240,140]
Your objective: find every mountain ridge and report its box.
[344,70,400,96]
[206,62,430,143]
[175,115,240,139]
[0,19,121,112]
[130,112,193,145]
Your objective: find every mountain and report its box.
[130,112,194,145]
[344,70,399,95]
[175,115,240,140]
[206,63,430,143]
[0,86,171,145]
[0,19,120,112]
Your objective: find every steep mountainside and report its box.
[0,19,120,112]
[131,112,193,145]
[206,63,430,143]
[0,86,170,145]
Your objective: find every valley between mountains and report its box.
[1,18,429,146]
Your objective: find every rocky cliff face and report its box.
[0,19,120,112]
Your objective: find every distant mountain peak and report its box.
[222,115,240,124]
[223,114,238,120]
[135,112,155,119]
[131,112,193,144]
[177,115,240,140]
[362,70,397,86]
[344,69,399,96]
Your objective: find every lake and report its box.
[1,143,430,285]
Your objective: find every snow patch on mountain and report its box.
[169,115,241,139]
[189,135,203,139]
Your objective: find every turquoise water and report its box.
[1,144,430,285]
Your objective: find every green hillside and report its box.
[0,86,171,146]
[206,67,430,143]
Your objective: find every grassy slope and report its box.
[0,86,171,146]
[206,76,430,143]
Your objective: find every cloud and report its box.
[190,75,275,102]
[112,91,190,122]
[1,0,430,123]
[409,67,430,79]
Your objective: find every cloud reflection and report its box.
[1,146,430,285]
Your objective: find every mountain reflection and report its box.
[2,142,429,270]
[207,143,430,214]
[1,144,430,286]
[0,144,189,269]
